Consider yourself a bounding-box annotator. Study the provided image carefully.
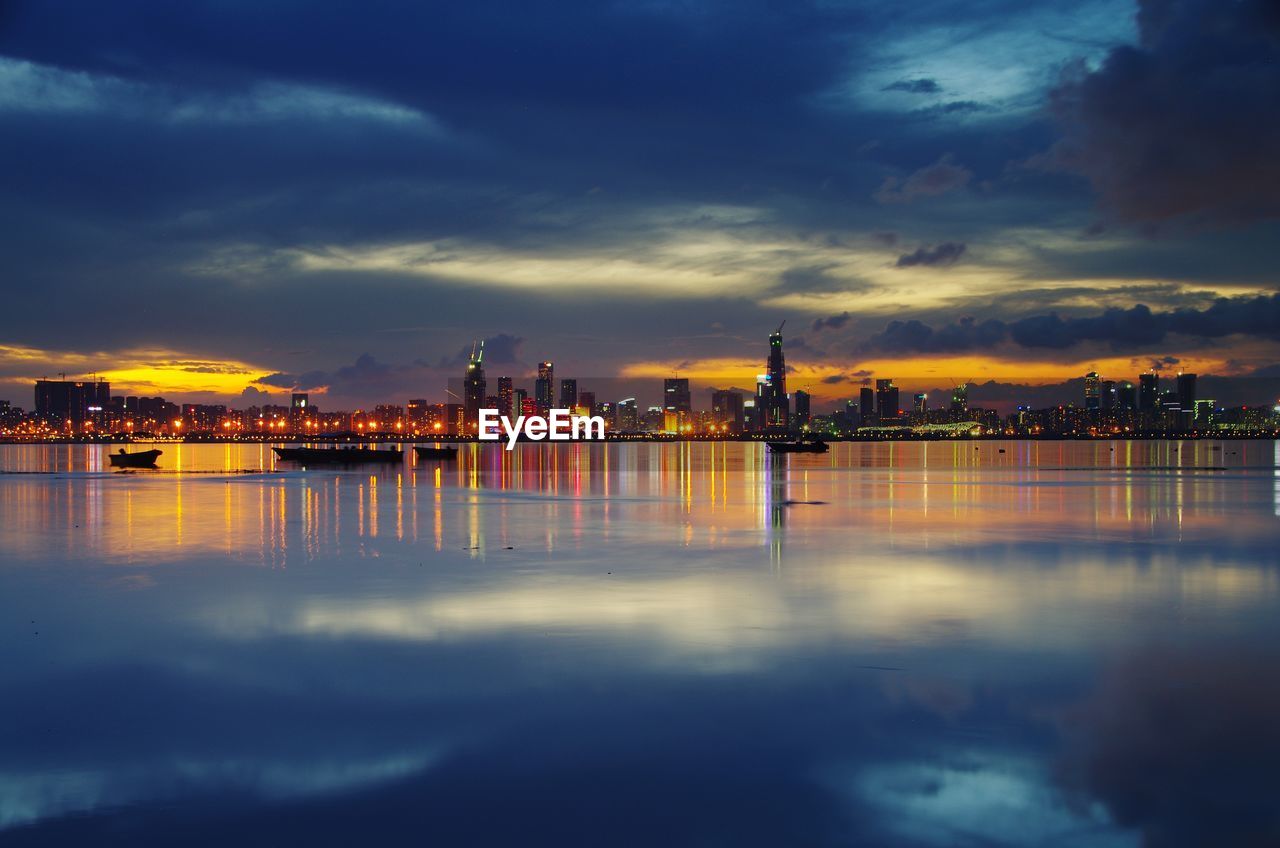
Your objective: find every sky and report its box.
[0,0,1278,411]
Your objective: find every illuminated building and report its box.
[791,390,811,428]
[559,378,578,410]
[407,398,429,427]
[664,378,691,417]
[535,361,554,414]
[711,389,745,433]
[618,397,638,431]
[950,383,968,413]
[1117,381,1136,411]
[463,340,486,433]
[497,377,514,417]
[1177,373,1197,415]
[759,325,789,430]
[1138,372,1159,412]
[875,379,899,423]
[34,378,110,426]
[1084,371,1100,411]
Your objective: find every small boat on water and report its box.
[767,437,829,454]
[414,445,459,461]
[109,448,163,468]
[273,446,404,465]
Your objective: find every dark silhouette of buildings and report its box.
[860,387,875,424]
[875,379,899,423]
[712,390,745,433]
[559,378,578,410]
[35,378,110,426]
[792,389,811,428]
[1138,372,1159,412]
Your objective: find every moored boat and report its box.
[109,448,163,468]
[766,438,829,454]
[273,446,404,464]
[412,448,458,461]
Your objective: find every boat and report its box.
[273,446,404,464]
[413,445,459,461]
[766,437,829,454]
[109,448,163,468]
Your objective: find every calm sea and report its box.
[1,441,1278,846]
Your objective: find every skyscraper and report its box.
[950,383,968,413]
[1176,373,1197,412]
[463,340,486,433]
[497,376,514,417]
[559,378,578,410]
[618,397,638,430]
[859,387,875,424]
[791,390,811,428]
[664,378,691,416]
[875,379,899,423]
[1138,372,1159,412]
[914,392,928,415]
[535,361,554,414]
[760,325,789,430]
[289,393,308,426]
[1176,372,1197,431]
[1084,371,1100,411]
[34,378,110,425]
[711,389,745,433]
[1117,381,1136,411]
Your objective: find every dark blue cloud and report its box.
[0,0,1275,403]
[862,293,1280,353]
[882,78,942,94]
[1043,0,1280,223]
[894,242,966,267]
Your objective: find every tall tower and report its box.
[497,376,514,418]
[764,323,789,430]
[663,378,691,415]
[875,379,899,423]
[1084,371,1101,411]
[1138,372,1159,412]
[559,378,578,410]
[463,340,486,434]
[1176,373,1197,411]
[535,361,554,414]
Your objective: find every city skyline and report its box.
[9,329,1280,419]
[3,0,1280,409]
[12,324,1279,439]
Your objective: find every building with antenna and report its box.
[758,322,789,431]
[463,340,486,434]
[535,361,554,414]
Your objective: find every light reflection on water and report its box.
[1,441,1278,846]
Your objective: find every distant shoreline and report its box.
[2,432,1277,445]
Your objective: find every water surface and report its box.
[2,441,1278,846]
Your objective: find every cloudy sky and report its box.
[1,0,1278,410]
